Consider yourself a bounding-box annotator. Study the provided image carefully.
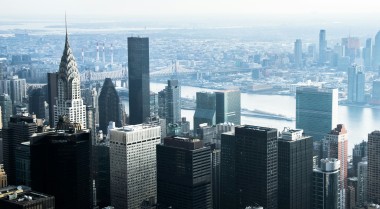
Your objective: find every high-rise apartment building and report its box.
[368,131,380,204]
[221,125,278,209]
[30,116,92,209]
[158,79,181,124]
[157,136,212,209]
[54,28,86,128]
[296,87,338,141]
[109,124,160,209]
[98,78,121,134]
[215,90,241,125]
[319,30,327,64]
[312,158,341,209]
[128,37,150,124]
[278,128,313,209]
[294,39,303,68]
[0,76,26,107]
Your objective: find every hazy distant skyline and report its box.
[1,0,380,18]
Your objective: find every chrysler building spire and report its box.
[54,16,87,129]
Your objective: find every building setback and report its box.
[221,125,278,209]
[157,136,212,209]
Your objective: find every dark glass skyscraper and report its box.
[47,72,58,127]
[2,114,37,185]
[221,125,278,209]
[368,131,380,204]
[30,117,92,209]
[278,128,313,209]
[194,92,216,131]
[296,87,338,141]
[128,37,150,125]
[28,88,46,119]
[98,78,121,134]
[157,136,212,209]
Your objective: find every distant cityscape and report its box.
[0,16,379,209]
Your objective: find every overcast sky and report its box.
[1,0,379,17]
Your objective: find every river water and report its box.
[122,82,380,151]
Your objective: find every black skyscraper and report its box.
[29,88,46,119]
[3,114,37,185]
[128,37,150,125]
[47,72,58,127]
[221,125,278,209]
[278,128,313,209]
[157,136,212,209]
[30,116,92,209]
[98,78,121,134]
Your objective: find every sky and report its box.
[1,0,379,18]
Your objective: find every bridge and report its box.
[79,61,197,82]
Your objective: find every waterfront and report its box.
[122,82,380,151]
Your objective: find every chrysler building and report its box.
[54,22,86,128]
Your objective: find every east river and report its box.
[122,82,380,151]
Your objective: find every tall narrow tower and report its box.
[54,21,87,128]
[110,44,114,65]
[96,42,100,62]
[102,43,105,64]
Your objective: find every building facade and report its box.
[312,158,341,209]
[158,79,181,124]
[0,94,12,128]
[98,78,121,134]
[157,136,212,209]
[109,124,160,209]
[296,87,338,141]
[278,128,313,209]
[368,131,380,204]
[128,37,150,125]
[294,39,303,68]
[215,90,241,125]
[54,29,86,128]
[221,125,278,209]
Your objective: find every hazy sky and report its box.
[1,0,379,17]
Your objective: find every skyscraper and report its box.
[0,76,26,107]
[0,94,12,128]
[215,89,241,125]
[368,130,380,204]
[2,113,37,185]
[109,124,160,209]
[373,31,380,70]
[278,128,313,209]
[157,136,212,209]
[348,65,366,103]
[323,124,348,208]
[357,158,368,207]
[28,88,46,119]
[319,29,327,64]
[294,39,303,68]
[312,158,341,209]
[30,116,92,209]
[54,26,86,128]
[0,164,7,188]
[158,79,181,124]
[47,72,58,127]
[128,37,150,125]
[296,87,338,141]
[221,125,278,209]
[363,38,372,70]
[352,140,367,176]
[194,92,216,131]
[371,80,380,104]
[98,78,121,134]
